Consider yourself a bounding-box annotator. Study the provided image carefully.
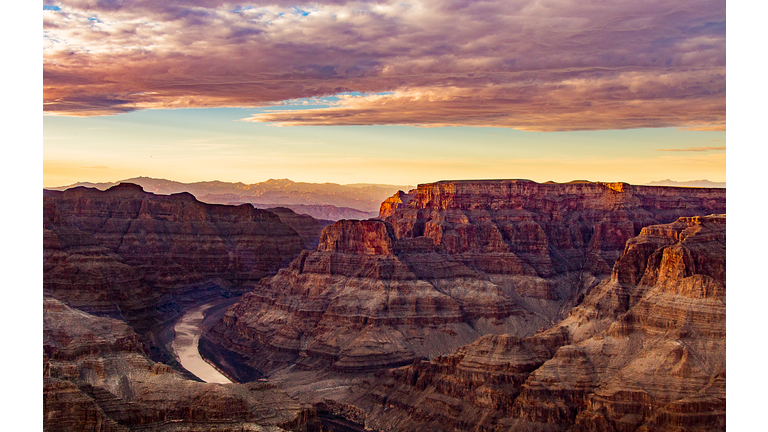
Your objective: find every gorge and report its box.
[43,179,726,431]
[171,299,233,384]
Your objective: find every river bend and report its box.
[171,301,232,384]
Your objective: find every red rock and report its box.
[206,180,724,403]
[352,214,726,432]
[43,184,307,316]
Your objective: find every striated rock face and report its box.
[43,297,322,432]
[206,180,724,400]
[383,180,723,278]
[266,207,334,250]
[354,214,725,432]
[43,183,306,317]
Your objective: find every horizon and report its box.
[44,174,726,191]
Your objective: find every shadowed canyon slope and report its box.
[44,297,322,432]
[43,183,331,374]
[352,214,725,432]
[44,183,310,317]
[205,180,725,400]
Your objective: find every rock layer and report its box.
[206,180,724,398]
[354,214,725,432]
[43,183,315,373]
[43,297,322,432]
[43,183,307,316]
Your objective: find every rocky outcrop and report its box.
[378,190,415,219]
[354,214,725,432]
[205,181,724,401]
[43,297,322,432]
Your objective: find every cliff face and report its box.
[43,297,322,432]
[43,183,307,317]
[378,189,415,219]
[383,180,724,278]
[206,180,724,400]
[265,206,334,250]
[355,214,725,432]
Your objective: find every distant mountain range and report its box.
[646,179,725,188]
[46,177,414,220]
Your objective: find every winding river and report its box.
[171,301,232,384]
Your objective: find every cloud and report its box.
[655,146,726,152]
[43,0,726,130]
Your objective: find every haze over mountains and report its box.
[47,177,413,221]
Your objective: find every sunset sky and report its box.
[42,0,726,187]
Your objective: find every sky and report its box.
[42,0,725,187]
[41,0,726,187]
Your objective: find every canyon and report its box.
[43,183,330,431]
[353,214,726,431]
[43,179,726,431]
[44,296,323,431]
[204,180,724,401]
[43,183,316,368]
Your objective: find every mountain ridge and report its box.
[46,177,413,220]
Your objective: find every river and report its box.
[171,300,232,384]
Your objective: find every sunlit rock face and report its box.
[355,214,725,432]
[43,183,306,317]
[43,297,322,432]
[207,180,725,397]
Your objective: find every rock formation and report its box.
[43,183,317,371]
[204,180,725,402]
[43,297,322,432]
[44,183,307,316]
[353,214,725,432]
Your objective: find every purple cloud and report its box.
[43,0,726,130]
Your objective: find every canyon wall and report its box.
[43,183,321,373]
[44,183,308,317]
[354,214,725,432]
[205,180,725,400]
